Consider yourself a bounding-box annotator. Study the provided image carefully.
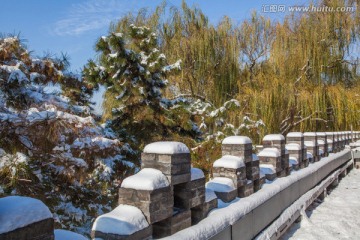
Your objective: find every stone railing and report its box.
[0,131,359,240]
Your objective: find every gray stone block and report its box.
[265,172,277,181]
[282,154,290,171]
[238,180,254,198]
[286,134,305,149]
[118,186,173,224]
[0,218,54,240]
[221,147,253,163]
[214,189,238,203]
[141,152,191,185]
[253,177,265,192]
[167,173,191,186]
[245,160,260,180]
[276,169,286,178]
[91,226,152,240]
[191,197,218,224]
[152,209,192,238]
[174,178,205,209]
[213,166,247,188]
[259,155,282,172]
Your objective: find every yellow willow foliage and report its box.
[102,0,360,142]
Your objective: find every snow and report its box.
[287,132,303,137]
[72,137,119,150]
[217,198,240,209]
[92,204,149,235]
[304,132,317,136]
[0,152,29,173]
[143,141,189,154]
[213,155,245,169]
[283,169,360,240]
[164,150,350,240]
[317,132,326,136]
[307,152,314,159]
[317,140,325,145]
[289,157,299,167]
[260,164,276,175]
[325,132,334,136]
[258,148,281,157]
[121,168,169,190]
[205,188,218,202]
[286,143,302,151]
[304,141,316,147]
[252,153,259,161]
[263,134,285,141]
[0,196,52,234]
[0,64,29,83]
[54,229,88,240]
[222,136,252,145]
[191,168,205,181]
[206,177,236,192]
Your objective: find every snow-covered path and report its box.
[282,169,360,240]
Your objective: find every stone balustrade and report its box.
[1,130,359,240]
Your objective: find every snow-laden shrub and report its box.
[0,36,137,234]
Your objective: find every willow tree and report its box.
[237,12,275,85]
[265,0,359,133]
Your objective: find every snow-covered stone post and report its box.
[118,168,173,224]
[173,167,207,226]
[346,131,351,145]
[212,155,246,197]
[317,132,328,157]
[252,153,265,191]
[333,132,340,152]
[349,131,352,142]
[304,132,319,162]
[355,131,358,141]
[352,131,357,142]
[285,143,301,170]
[140,142,193,238]
[206,177,238,202]
[325,132,334,153]
[141,142,191,185]
[340,132,346,149]
[342,131,347,146]
[190,189,218,224]
[262,134,289,176]
[258,148,282,180]
[286,132,307,168]
[221,136,260,195]
[91,205,152,240]
[173,168,205,209]
[0,196,54,240]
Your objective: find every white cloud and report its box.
[51,0,138,36]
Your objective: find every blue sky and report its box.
[0,0,308,72]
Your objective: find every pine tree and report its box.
[83,24,200,149]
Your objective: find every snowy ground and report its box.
[282,169,360,240]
